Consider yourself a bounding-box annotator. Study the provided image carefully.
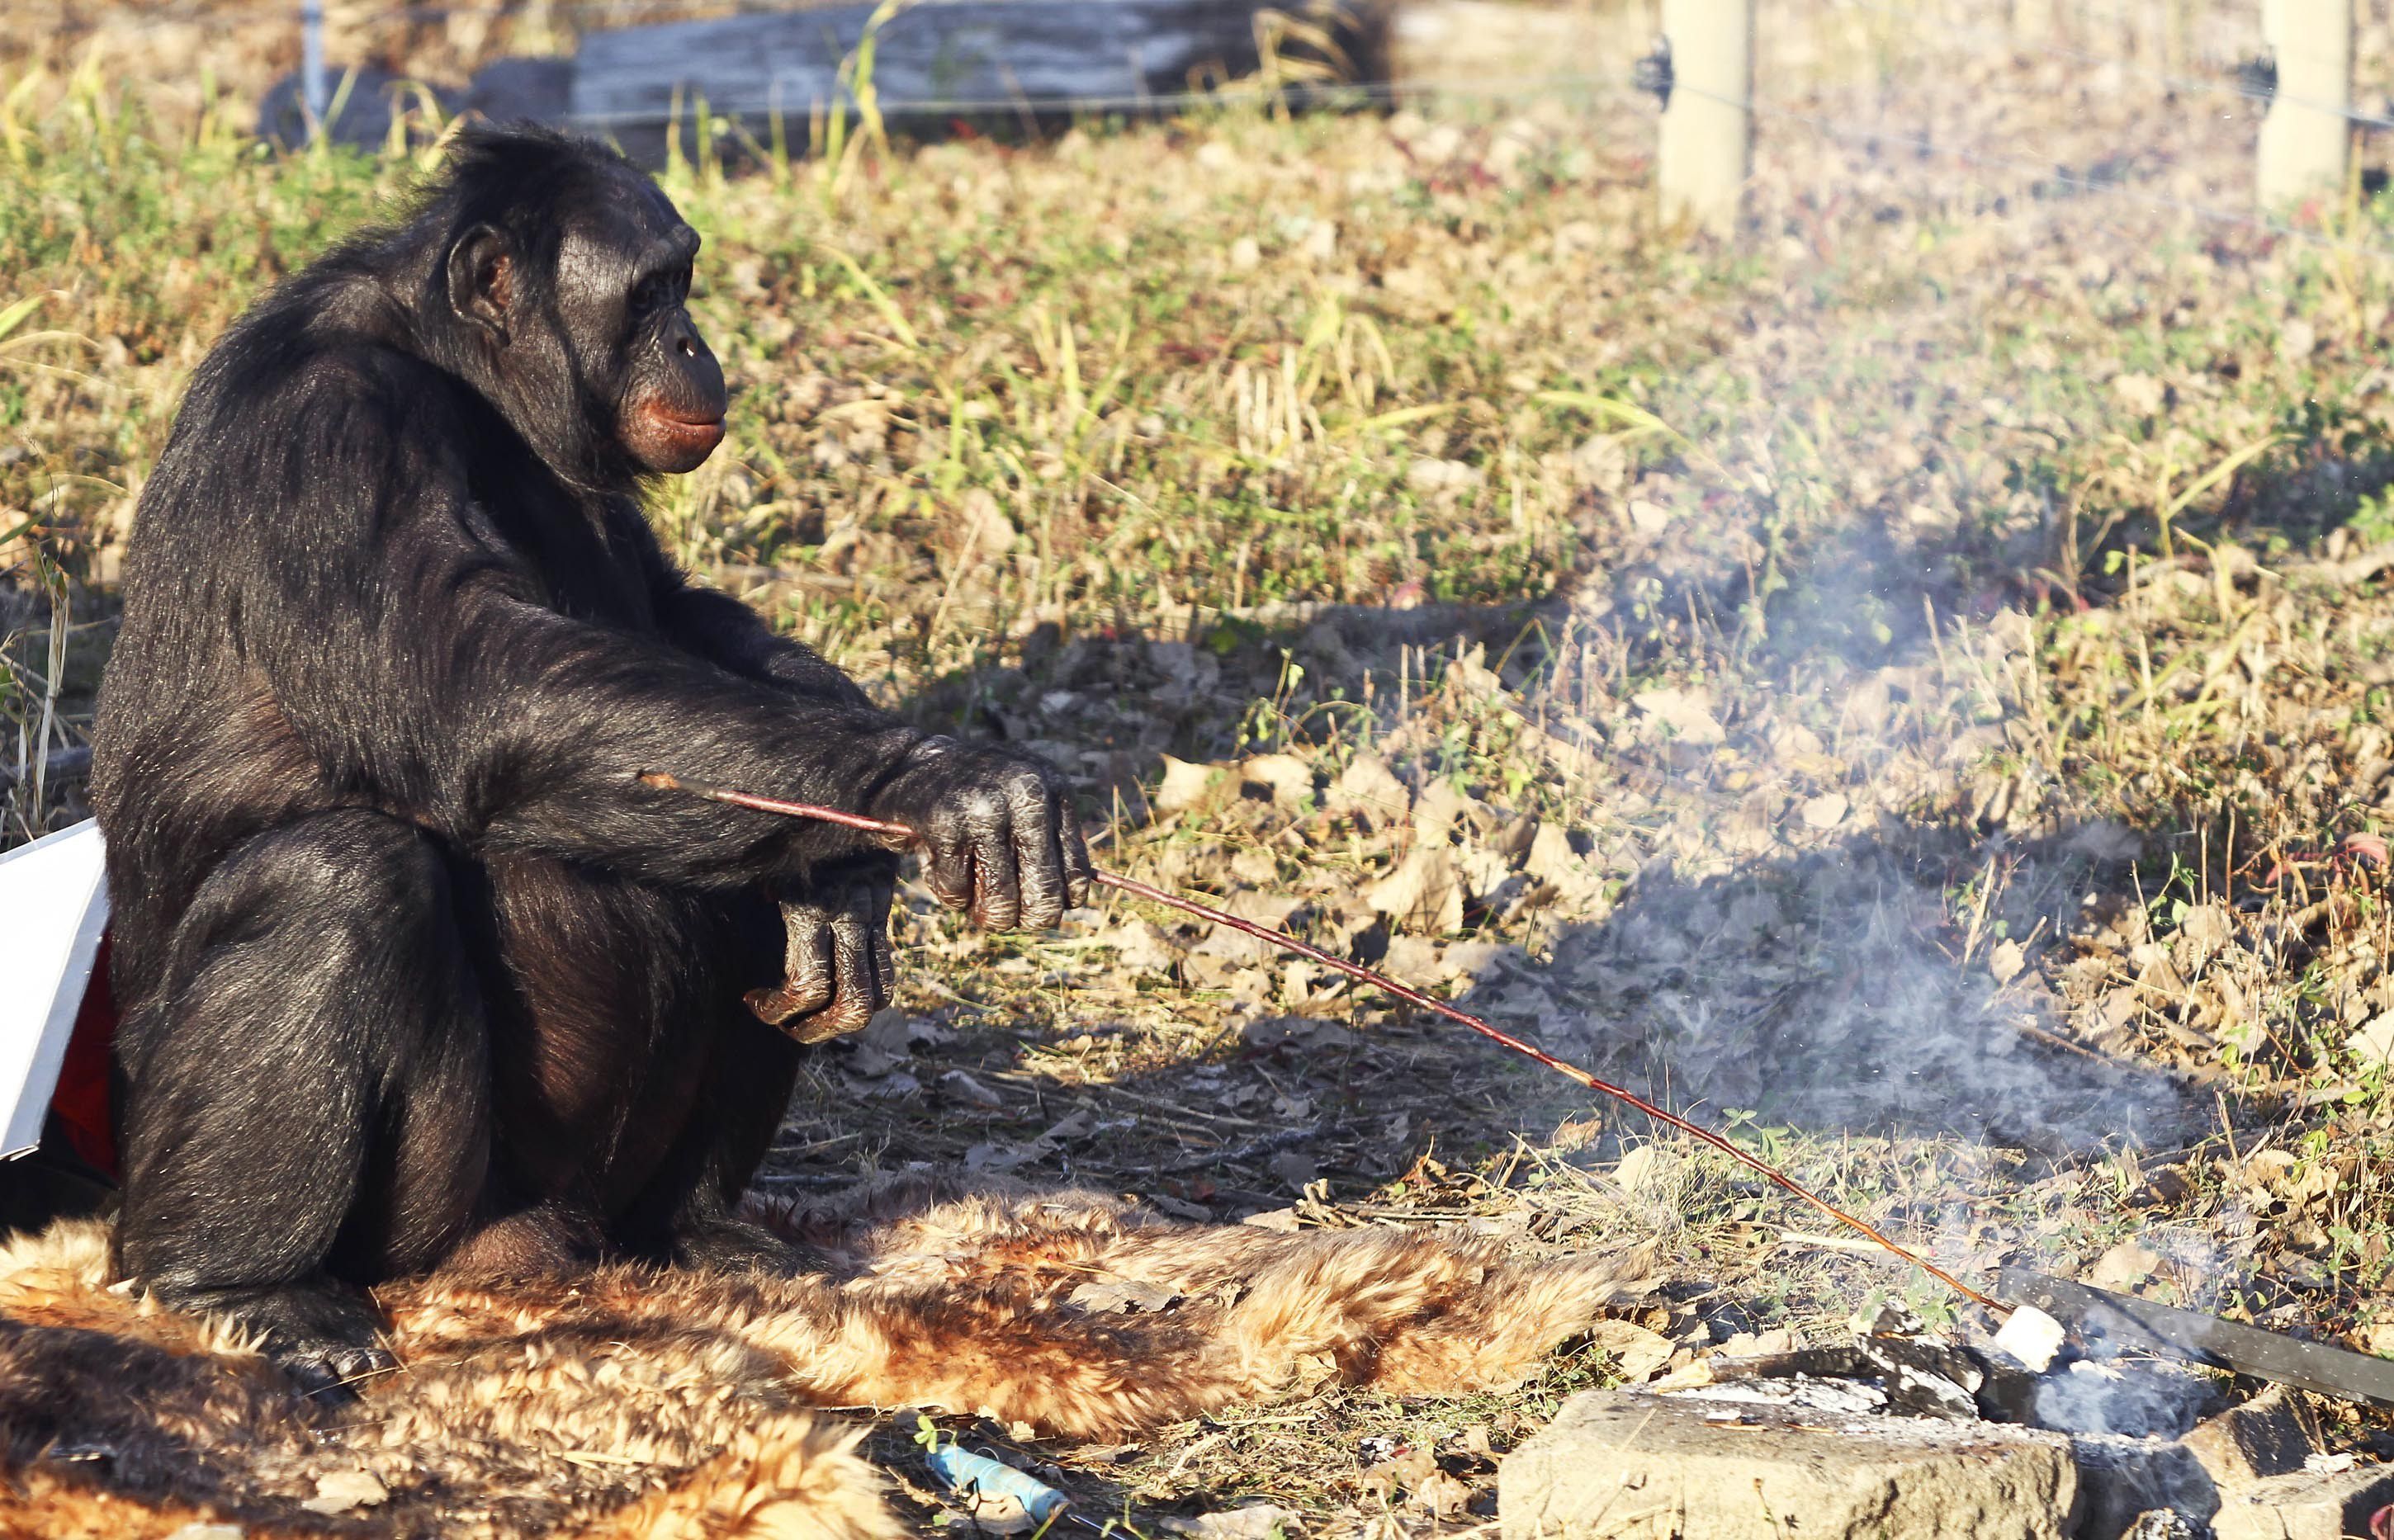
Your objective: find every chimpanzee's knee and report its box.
[113,809,489,1387]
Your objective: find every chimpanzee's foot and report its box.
[673,1216,808,1275]
[168,1280,397,1401]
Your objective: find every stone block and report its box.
[2179,1387,2322,1492]
[2070,1435,2216,1540]
[1497,1391,2076,1540]
[2207,1464,2394,1540]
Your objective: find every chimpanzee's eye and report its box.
[630,275,665,316]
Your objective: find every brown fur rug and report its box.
[0,1175,1651,1538]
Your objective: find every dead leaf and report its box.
[1410,1470,1474,1519]
[1367,848,1463,933]
[1632,687,1725,746]
[1330,753,1410,820]
[1270,1150,1319,1191]
[301,1470,389,1516]
[1412,779,1470,847]
[1799,792,1848,829]
[1163,1505,1303,1538]
[1583,1319,1673,1382]
[1093,918,1179,974]
[1989,939,2026,986]
[940,1070,1006,1108]
[2349,1013,2394,1070]
[1240,753,1313,805]
[2067,819,2143,862]
[1155,755,1219,814]
[2085,1240,2162,1292]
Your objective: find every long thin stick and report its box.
[641,772,2004,1311]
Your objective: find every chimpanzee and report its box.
[88,125,1091,1393]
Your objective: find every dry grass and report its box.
[10,1,2394,1530]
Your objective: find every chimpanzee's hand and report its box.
[868,735,1094,929]
[746,853,897,1042]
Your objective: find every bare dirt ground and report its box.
[8,1,2394,1533]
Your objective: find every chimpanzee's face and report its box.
[445,163,729,479]
[556,177,727,475]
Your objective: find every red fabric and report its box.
[52,930,117,1179]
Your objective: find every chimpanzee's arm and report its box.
[630,524,874,708]
[234,363,1085,907]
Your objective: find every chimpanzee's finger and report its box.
[971,810,1022,930]
[1057,801,1095,909]
[867,882,897,999]
[749,916,837,1035]
[817,905,883,1036]
[923,815,975,912]
[1011,779,1069,929]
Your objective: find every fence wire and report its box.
[1670,76,2394,262]
[18,0,2394,260]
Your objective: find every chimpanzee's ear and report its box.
[446,223,513,345]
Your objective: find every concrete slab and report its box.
[2207,1463,2394,1540]
[1497,1391,2077,1540]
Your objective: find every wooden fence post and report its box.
[1657,0,1755,239]
[2256,0,2354,209]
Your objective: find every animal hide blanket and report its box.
[0,1174,1650,1538]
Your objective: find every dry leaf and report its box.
[1164,1505,1303,1538]
[1583,1318,1674,1382]
[1155,755,1219,814]
[1799,792,1848,829]
[1632,687,1725,746]
[2349,1013,2394,1070]
[1412,779,1470,847]
[1410,1470,1474,1519]
[1989,939,2026,986]
[1240,753,1313,805]
[1331,753,1410,820]
[1367,848,1463,933]
[302,1470,389,1516]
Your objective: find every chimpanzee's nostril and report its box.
[677,337,695,358]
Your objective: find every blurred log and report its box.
[570,0,1383,163]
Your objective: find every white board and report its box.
[0,820,109,1159]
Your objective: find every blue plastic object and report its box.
[925,1443,1071,1523]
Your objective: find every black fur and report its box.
[89,125,1090,1388]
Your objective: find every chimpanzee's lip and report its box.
[655,413,726,446]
